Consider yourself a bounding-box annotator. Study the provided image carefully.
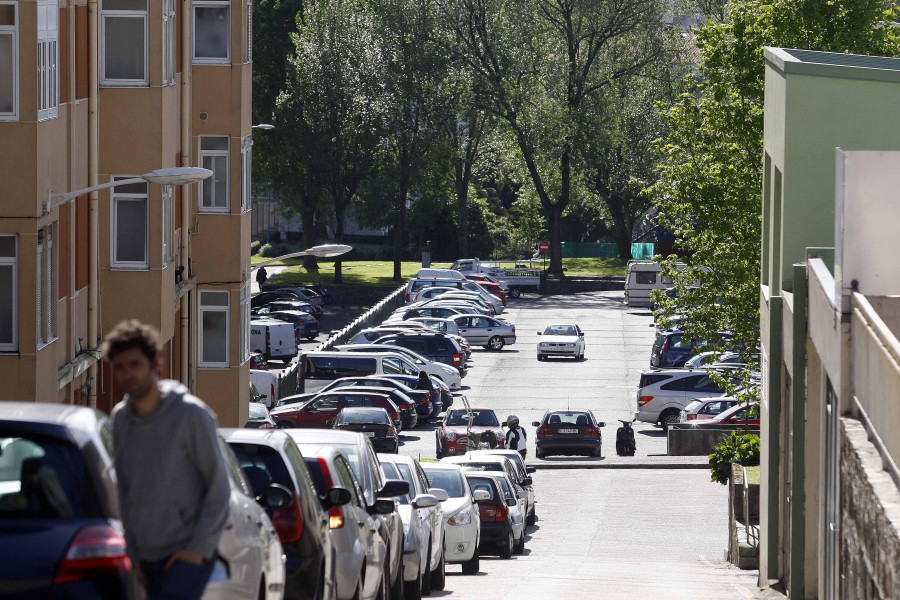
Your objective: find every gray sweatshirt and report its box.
[111,380,231,563]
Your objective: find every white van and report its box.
[250,319,297,363]
[624,260,690,307]
[417,268,466,280]
[299,351,423,394]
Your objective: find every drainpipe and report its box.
[180,0,191,390]
[87,0,99,408]
[67,1,76,403]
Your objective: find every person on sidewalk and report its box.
[102,320,230,600]
[255,266,268,290]
[505,415,528,459]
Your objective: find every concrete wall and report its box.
[667,425,759,456]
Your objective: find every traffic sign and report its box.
[538,241,550,255]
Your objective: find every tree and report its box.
[441,0,670,274]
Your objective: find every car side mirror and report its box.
[428,487,449,502]
[325,420,334,426]
[597,422,606,428]
[326,487,352,508]
[506,498,517,507]
[579,333,585,337]
[413,494,439,509]
[371,498,396,515]
[377,479,410,498]
[522,477,533,486]
[472,490,490,503]
[536,331,542,335]
[260,483,293,509]
[526,466,536,474]
[532,421,540,427]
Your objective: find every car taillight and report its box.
[266,329,271,348]
[453,353,460,366]
[660,339,669,355]
[53,525,132,584]
[495,505,508,522]
[259,422,275,429]
[295,330,300,344]
[638,396,653,406]
[406,294,411,302]
[687,414,698,421]
[270,492,304,543]
[271,384,276,401]
[512,325,515,334]
[328,506,345,529]
[391,411,399,422]
[316,457,335,489]
[537,426,552,435]
[583,427,598,435]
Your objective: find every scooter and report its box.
[616,419,636,456]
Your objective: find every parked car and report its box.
[691,402,760,427]
[333,386,417,430]
[334,408,400,453]
[436,407,506,458]
[465,272,509,292]
[420,463,484,574]
[634,369,736,430]
[403,277,500,304]
[250,352,269,370]
[270,390,403,431]
[281,376,429,423]
[532,410,605,458]
[450,315,517,350]
[679,397,741,423]
[380,374,451,418]
[488,473,526,554]
[441,454,534,528]
[536,323,585,361]
[286,430,409,600]
[276,287,324,307]
[463,472,515,558]
[458,451,536,525]
[0,404,134,599]
[378,454,447,597]
[250,318,297,364]
[223,428,338,600]
[207,438,286,600]
[258,300,323,321]
[302,445,389,600]
[246,401,277,429]
[299,284,332,305]
[650,329,734,368]
[268,310,320,341]
[298,351,424,394]
[348,326,428,345]
[418,299,490,316]
[407,318,472,359]
[414,288,503,315]
[250,369,278,408]
[335,344,463,389]
[252,290,308,309]
[373,332,466,372]
[388,306,466,321]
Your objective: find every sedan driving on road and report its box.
[532,410,605,458]
[536,323,585,360]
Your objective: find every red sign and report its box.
[538,241,550,255]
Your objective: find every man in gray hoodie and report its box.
[102,319,230,600]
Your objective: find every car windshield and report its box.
[465,476,497,501]
[545,412,591,426]
[543,325,576,336]
[446,410,499,427]
[337,409,390,425]
[423,469,466,498]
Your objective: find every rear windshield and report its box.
[306,356,377,379]
[465,476,497,501]
[228,443,295,497]
[546,412,591,425]
[423,469,465,498]
[337,409,390,425]
[638,373,670,388]
[0,432,102,519]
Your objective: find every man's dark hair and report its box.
[101,319,161,363]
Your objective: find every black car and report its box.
[381,374,449,417]
[269,310,320,341]
[374,333,466,374]
[300,284,332,305]
[464,473,515,558]
[314,375,434,419]
[0,403,133,599]
[650,329,734,368]
[257,300,323,321]
[333,408,399,453]
[532,410,606,458]
[251,290,307,309]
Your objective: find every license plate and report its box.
[364,432,375,437]
[559,428,578,434]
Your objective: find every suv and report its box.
[650,329,733,368]
[270,390,403,431]
[634,369,734,429]
[374,333,466,372]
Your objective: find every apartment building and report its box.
[0,0,252,426]
[760,48,900,599]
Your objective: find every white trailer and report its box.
[449,258,541,298]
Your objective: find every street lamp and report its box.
[251,244,353,271]
[252,124,275,130]
[45,167,212,213]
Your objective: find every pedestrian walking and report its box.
[255,265,268,290]
[102,320,230,600]
[415,370,433,393]
[505,414,528,459]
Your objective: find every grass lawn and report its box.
[555,257,628,277]
[745,465,761,486]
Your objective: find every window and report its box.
[193,0,229,64]
[240,135,252,213]
[199,136,229,212]
[239,283,249,363]
[0,235,16,351]
[162,185,173,266]
[162,0,175,84]
[101,0,148,85]
[200,290,228,367]
[36,226,54,346]
[37,0,57,120]
[0,2,17,120]
[635,271,656,285]
[111,178,149,268]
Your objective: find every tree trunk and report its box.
[547,204,564,275]
[301,201,318,271]
[455,160,469,258]
[607,197,634,262]
[394,148,410,281]
[333,205,345,284]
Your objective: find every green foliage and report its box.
[709,430,761,485]
[250,240,262,255]
[259,242,293,258]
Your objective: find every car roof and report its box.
[446,406,493,412]
[0,402,104,426]
[283,428,365,445]
[419,462,463,472]
[545,409,591,415]
[221,427,293,448]
[444,455,512,466]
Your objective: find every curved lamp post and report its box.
[251,244,353,271]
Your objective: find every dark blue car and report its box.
[650,329,734,368]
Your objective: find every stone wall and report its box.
[840,417,900,599]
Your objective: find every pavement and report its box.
[392,290,773,598]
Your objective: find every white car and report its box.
[335,344,463,389]
[378,454,447,597]
[250,369,278,408]
[420,463,485,574]
[679,397,741,423]
[634,369,735,429]
[414,288,504,315]
[207,438,286,600]
[536,323,585,361]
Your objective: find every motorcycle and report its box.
[615,419,636,456]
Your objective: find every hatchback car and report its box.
[270,390,403,431]
[389,306,466,321]
[381,374,451,418]
[536,323,585,360]
[532,410,605,458]
[283,376,433,421]
[679,397,741,423]
[334,408,400,453]
[420,463,484,574]
[463,473,515,558]
[436,408,506,457]
[457,451,536,525]
[442,454,534,533]
[450,315,516,350]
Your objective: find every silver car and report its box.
[450,315,517,350]
[378,454,447,597]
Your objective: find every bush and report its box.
[259,242,292,258]
[250,240,261,255]
[709,430,760,485]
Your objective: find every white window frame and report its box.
[162,0,175,85]
[240,283,249,363]
[192,0,230,65]
[111,177,150,269]
[37,0,58,120]
[199,135,230,213]
[0,235,17,352]
[0,1,18,121]
[242,0,251,63]
[162,184,173,266]
[241,135,252,213]
[100,0,149,86]
[46,224,55,341]
[199,290,229,368]
[37,231,43,345]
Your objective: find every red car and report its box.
[692,402,760,427]
[269,390,403,431]
[249,352,268,370]
[465,275,507,305]
[436,407,506,458]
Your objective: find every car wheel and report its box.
[526,510,536,526]
[435,439,443,459]
[498,529,513,559]
[431,546,446,591]
[487,336,505,351]
[660,410,680,431]
[461,545,480,575]
[514,531,525,555]
[276,421,293,429]
[535,448,544,459]
[509,288,521,298]
[421,545,432,597]
[404,556,422,600]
